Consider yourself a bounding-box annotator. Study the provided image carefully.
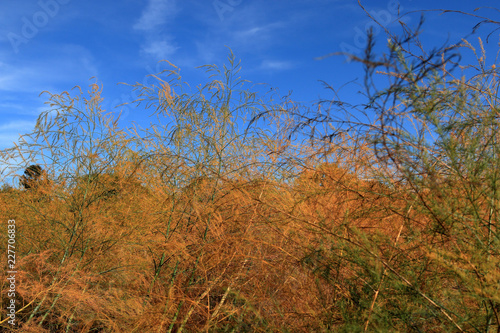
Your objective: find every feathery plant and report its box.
[2,6,499,332]
[282,9,500,332]
[126,51,271,189]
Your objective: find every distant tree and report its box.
[20,165,44,189]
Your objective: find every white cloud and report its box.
[133,0,178,32]
[0,102,43,116]
[142,40,179,59]
[133,0,180,60]
[0,120,36,149]
[233,22,284,40]
[0,119,35,132]
[0,44,98,94]
[260,60,294,71]
[236,26,265,38]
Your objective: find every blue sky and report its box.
[0,0,497,154]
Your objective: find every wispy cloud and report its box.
[133,0,178,32]
[0,103,43,116]
[0,120,36,149]
[133,0,179,60]
[0,44,98,93]
[0,120,35,132]
[232,22,285,41]
[141,40,179,59]
[260,60,294,71]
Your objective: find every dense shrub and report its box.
[1,7,499,332]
